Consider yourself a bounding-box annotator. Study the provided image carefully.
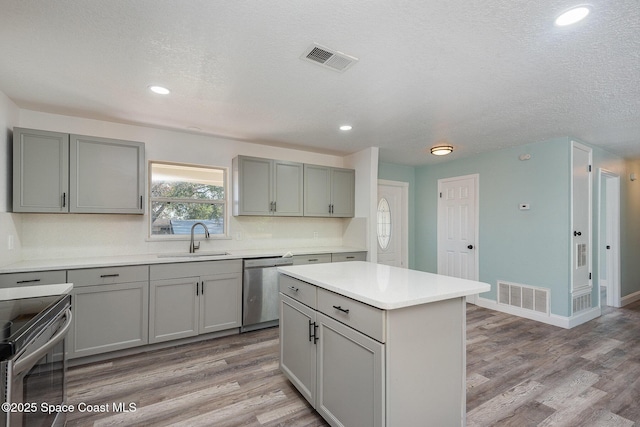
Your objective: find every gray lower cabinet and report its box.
[279,276,384,427]
[149,260,242,344]
[330,252,367,263]
[67,266,149,359]
[12,127,145,214]
[293,251,366,266]
[0,270,66,288]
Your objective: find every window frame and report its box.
[148,160,230,240]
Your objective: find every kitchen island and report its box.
[277,261,490,427]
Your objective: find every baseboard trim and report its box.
[474,297,601,329]
[621,290,640,306]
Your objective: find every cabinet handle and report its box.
[328,204,332,214]
[62,192,66,208]
[16,279,41,284]
[273,201,276,212]
[196,281,199,296]
[313,322,319,344]
[346,256,355,259]
[308,259,319,262]
[309,319,314,342]
[288,286,299,292]
[201,282,204,295]
[100,274,120,278]
[140,196,143,209]
[332,305,350,314]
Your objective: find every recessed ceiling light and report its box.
[339,125,353,131]
[555,6,590,26]
[430,145,454,156]
[149,85,170,95]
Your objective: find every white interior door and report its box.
[377,180,408,268]
[571,142,592,296]
[599,169,620,307]
[437,174,479,281]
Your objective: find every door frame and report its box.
[377,179,409,268]
[570,140,593,297]
[597,168,621,307]
[437,174,480,289]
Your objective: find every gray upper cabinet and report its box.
[12,127,145,214]
[70,134,145,214]
[13,128,69,213]
[304,165,355,217]
[233,155,303,216]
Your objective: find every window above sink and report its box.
[149,161,228,240]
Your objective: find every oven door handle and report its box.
[13,308,72,376]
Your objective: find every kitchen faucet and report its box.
[189,222,210,253]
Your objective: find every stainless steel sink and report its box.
[157,251,231,258]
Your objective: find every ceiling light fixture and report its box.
[555,6,590,26]
[339,125,353,131]
[149,85,171,95]
[430,145,454,156]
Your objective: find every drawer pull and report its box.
[16,279,41,284]
[308,259,319,262]
[332,305,350,314]
[346,256,355,259]
[100,274,120,278]
[288,286,299,292]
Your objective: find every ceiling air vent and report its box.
[301,43,358,73]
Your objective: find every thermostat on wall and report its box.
[519,203,530,210]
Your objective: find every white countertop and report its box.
[0,246,366,274]
[0,283,73,301]
[278,261,491,310]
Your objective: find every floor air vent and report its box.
[573,293,592,314]
[498,281,549,315]
[301,43,358,72]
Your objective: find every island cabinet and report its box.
[278,262,489,427]
[233,155,304,216]
[149,260,242,343]
[13,127,145,214]
[67,265,149,359]
[303,165,355,217]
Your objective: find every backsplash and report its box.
[15,213,352,261]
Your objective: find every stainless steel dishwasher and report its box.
[242,256,293,332]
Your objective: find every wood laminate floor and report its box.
[66,302,640,426]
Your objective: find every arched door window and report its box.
[377,197,391,249]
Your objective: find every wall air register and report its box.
[301,43,359,72]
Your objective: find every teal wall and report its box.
[415,138,572,316]
[380,138,637,317]
[378,162,416,269]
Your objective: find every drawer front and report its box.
[279,275,317,309]
[293,254,332,265]
[68,265,148,287]
[0,270,67,288]
[331,252,367,263]
[150,259,242,280]
[317,288,385,342]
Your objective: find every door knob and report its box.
[573,231,582,236]
[606,245,611,249]
[467,245,474,250]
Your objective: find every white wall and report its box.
[0,91,21,266]
[5,109,371,261]
[345,147,379,262]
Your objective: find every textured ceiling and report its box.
[1,1,638,165]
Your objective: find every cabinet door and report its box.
[69,282,149,358]
[234,156,273,215]
[316,312,384,427]
[69,134,145,214]
[13,128,69,213]
[304,164,332,217]
[273,160,303,216]
[149,277,199,343]
[200,273,242,334]
[330,168,355,217]
[280,294,317,406]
